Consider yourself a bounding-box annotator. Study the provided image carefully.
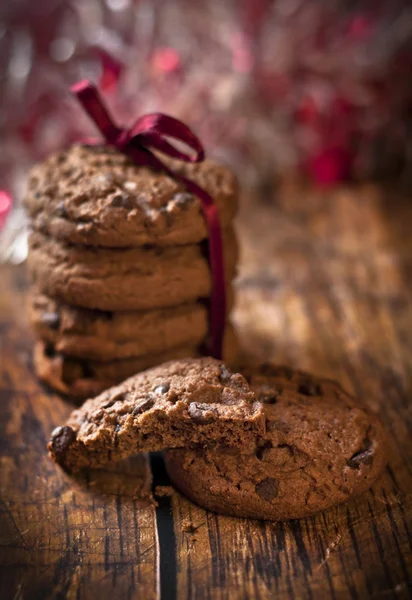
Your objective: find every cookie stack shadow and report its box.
[25,144,240,402]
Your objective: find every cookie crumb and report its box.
[155,485,174,498]
[181,519,200,535]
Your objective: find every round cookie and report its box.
[34,341,197,402]
[27,229,238,311]
[164,364,387,521]
[29,291,208,361]
[34,327,240,402]
[25,144,238,248]
[28,289,235,361]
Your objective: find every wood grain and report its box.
[0,268,159,600]
[172,184,412,599]
[1,183,412,599]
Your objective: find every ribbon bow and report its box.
[72,80,226,359]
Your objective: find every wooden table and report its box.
[1,184,412,599]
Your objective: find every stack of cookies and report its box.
[25,144,239,401]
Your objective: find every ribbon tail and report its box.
[177,175,226,359]
[71,80,121,144]
[205,203,226,359]
[127,147,226,358]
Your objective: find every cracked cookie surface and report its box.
[25,144,238,248]
[164,364,387,520]
[47,358,265,472]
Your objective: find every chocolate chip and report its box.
[102,391,125,408]
[80,361,95,380]
[219,364,232,381]
[154,383,170,394]
[50,426,75,456]
[347,439,374,468]
[132,397,155,416]
[298,381,321,396]
[41,311,61,330]
[55,201,67,218]
[258,384,279,404]
[174,192,192,208]
[114,422,121,447]
[255,478,279,503]
[101,397,115,409]
[256,441,273,460]
[44,344,56,358]
[111,192,132,208]
[188,402,218,424]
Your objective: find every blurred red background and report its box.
[0,0,411,216]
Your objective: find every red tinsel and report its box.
[0,0,411,206]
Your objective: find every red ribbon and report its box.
[72,80,226,359]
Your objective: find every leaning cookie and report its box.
[47,358,265,472]
[34,341,198,401]
[164,364,387,521]
[25,144,238,248]
[27,229,238,311]
[34,327,240,401]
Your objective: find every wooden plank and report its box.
[0,267,159,600]
[172,184,412,599]
[1,183,412,599]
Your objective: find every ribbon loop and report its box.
[71,80,225,359]
[127,113,204,163]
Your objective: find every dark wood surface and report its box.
[1,184,412,599]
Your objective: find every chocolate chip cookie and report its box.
[29,290,209,361]
[34,340,199,401]
[47,358,265,472]
[27,229,238,311]
[25,144,238,248]
[164,364,387,520]
[34,326,240,400]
